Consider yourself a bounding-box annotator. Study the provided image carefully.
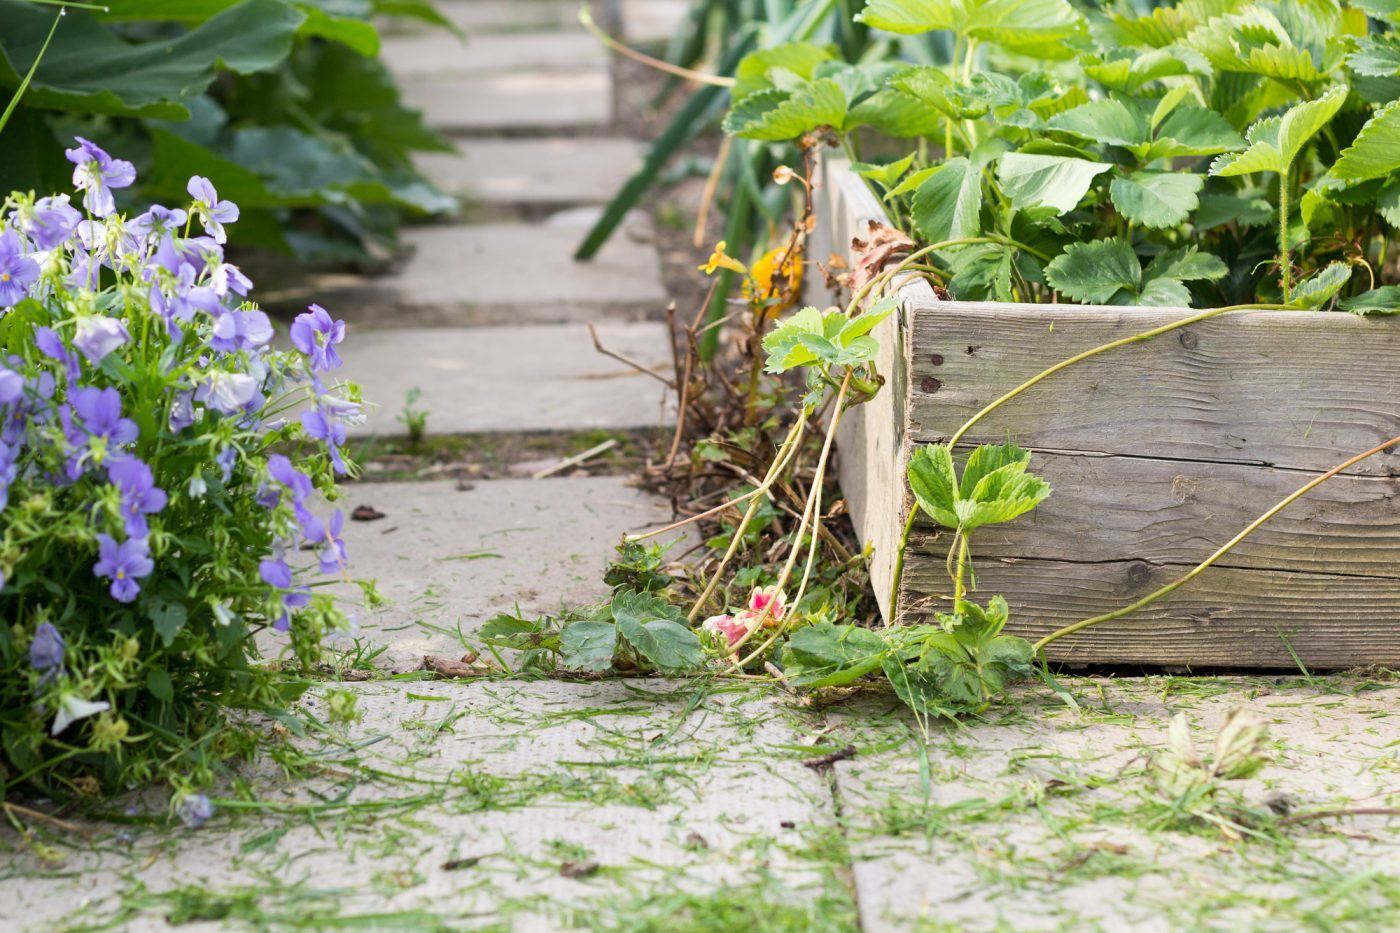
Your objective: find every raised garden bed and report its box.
[814,159,1400,669]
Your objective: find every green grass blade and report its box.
[0,7,65,136]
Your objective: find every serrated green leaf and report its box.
[560,621,618,673]
[1338,286,1400,315]
[723,79,848,140]
[733,42,837,98]
[611,591,702,674]
[911,157,984,242]
[1144,246,1229,283]
[840,297,898,342]
[958,442,1031,500]
[1045,239,1141,303]
[997,152,1113,213]
[1215,87,1347,177]
[857,0,1083,59]
[1349,35,1400,78]
[960,468,1051,530]
[782,623,889,688]
[908,444,959,529]
[1147,107,1247,159]
[1048,98,1148,147]
[1110,171,1204,228]
[1287,262,1354,308]
[1331,99,1400,182]
[1130,277,1193,306]
[1194,192,1275,230]
[853,152,917,189]
[150,598,189,648]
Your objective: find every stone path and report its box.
[5,2,1398,930]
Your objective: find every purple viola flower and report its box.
[0,365,21,407]
[93,534,153,603]
[35,327,81,383]
[176,793,214,829]
[186,176,239,244]
[73,315,130,365]
[301,408,348,475]
[290,305,345,373]
[209,310,273,354]
[168,390,196,433]
[108,458,168,538]
[30,622,65,679]
[129,204,188,241]
[0,439,18,510]
[65,137,136,218]
[195,371,258,415]
[266,454,313,502]
[210,262,252,298]
[67,246,101,290]
[317,509,348,574]
[274,589,311,632]
[0,227,40,309]
[215,446,237,483]
[259,556,293,589]
[23,195,82,250]
[71,386,138,449]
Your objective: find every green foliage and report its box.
[0,0,452,260]
[723,0,1400,308]
[907,442,1050,533]
[761,298,896,374]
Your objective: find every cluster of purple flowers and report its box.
[1,138,359,667]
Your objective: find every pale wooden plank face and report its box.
[818,159,1400,668]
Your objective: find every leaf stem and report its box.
[951,533,969,603]
[886,505,918,624]
[1279,167,1292,303]
[1033,433,1400,653]
[947,303,1288,449]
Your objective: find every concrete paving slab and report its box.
[415,138,642,205]
[402,70,612,132]
[337,322,673,436]
[2,681,849,930]
[828,677,1400,931]
[321,222,665,326]
[622,0,692,42]
[381,31,607,79]
[299,477,678,665]
[383,0,582,36]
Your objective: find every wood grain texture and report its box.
[815,159,926,622]
[910,449,1400,577]
[907,302,1400,475]
[820,164,1400,667]
[900,556,1400,668]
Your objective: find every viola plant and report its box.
[0,138,365,796]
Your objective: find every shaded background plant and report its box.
[0,0,457,263]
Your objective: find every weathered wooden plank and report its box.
[907,302,1400,476]
[816,159,923,622]
[908,448,1400,577]
[899,556,1400,668]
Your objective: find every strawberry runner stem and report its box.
[1032,433,1400,653]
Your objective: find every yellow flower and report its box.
[743,244,804,312]
[699,240,748,276]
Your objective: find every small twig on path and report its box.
[3,801,85,834]
[802,745,857,772]
[531,438,618,479]
[1278,807,1400,826]
[589,323,676,388]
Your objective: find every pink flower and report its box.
[702,613,751,648]
[747,585,788,621]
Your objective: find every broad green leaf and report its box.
[1143,246,1229,283]
[1349,35,1400,78]
[1131,277,1192,307]
[1044,239,1141,303]
[1110,171,1205,228]
[911,157,984,242]
[857,0,1084,59]
[885,166,939,199]
[1147,107,1246,159]
[1339,286,1400,315]
[782,624,889,688]
[150,598,189,647]
[1277,86,1348,167]
[733,42,837,98]
[1331,99,1400,182]
[840,297,898,342]
[1216,87,1347,177]
[848,88,948,137]
[617,618,704,674]
[959,467,1051,530]
[957,442,1031,501]
[881,656,960,719]
[907,444,959,528]
[997,152,1113,213]
[1380,178,1400,228]
[1194,192,1275,230]
[1286,262,1353,308]
[1048,98,1148,147]
[762,306,829,372]
[560,621,618,673]
[852,153,917,189]
[146,668,175,704]
[0,0,303,119]
[722,79,848,140]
